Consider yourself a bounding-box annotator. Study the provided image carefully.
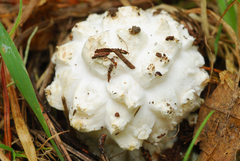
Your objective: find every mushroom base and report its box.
[76,128,177,161]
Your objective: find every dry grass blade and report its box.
[29,129,54,150]
[39,102,72,161]
[204,36,214,98]
[185,8,240,66]
[36,131,69,154]
[208,10,240,67]
[0,148,10,161]
[3,66,37,161]
[201,0,216,64]
[120,0,131,6]
[201,0,209,37]
[1,63,11,160]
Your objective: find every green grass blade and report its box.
[0,144,28,159]
[0,144,16,160]
[217,0,237,33]
[8,0,22,36]
[215,24,223,55]
[226,0,237,31]
[15,153,27,158]
[0,22,65,161]
[183,110,215,161]
[24,26,38,66]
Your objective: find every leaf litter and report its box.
[0,0,240,160]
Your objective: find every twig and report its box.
[107,64,114,82]
[94,48,135,82]
[39,44,55,99]
[113,49,135,69]
[92,52,110,59]
[99,134,109,161]
[200,66,222,73]
[95,48,135,69]
[140,147,152,161]
[61,96,77,138]
[62,142,94,161]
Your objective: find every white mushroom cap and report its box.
[45,6,208,152]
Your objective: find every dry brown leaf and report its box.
[194,71,240,161]
[224,44,238,74]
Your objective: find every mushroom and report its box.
[45,6,209,160]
